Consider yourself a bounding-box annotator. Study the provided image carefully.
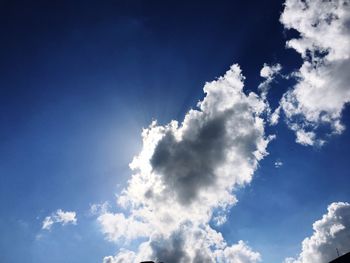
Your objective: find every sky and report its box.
[0,0,350,263]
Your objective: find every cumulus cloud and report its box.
[42,209,77,230]
[285,202,350,263]
[103,224,261,263]
[98,64,271,262]
[280,0,350,145]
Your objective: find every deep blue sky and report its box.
[0,1,349,262]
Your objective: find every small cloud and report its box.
[274,160,283,168]
[213,214,227,226]
[269,106,280,126]
[42,216,54,230]
[295,129,316,146]
[260,63,282,79]
[90,202,109,216]
[258,63,282,100]
[42,209,77,230]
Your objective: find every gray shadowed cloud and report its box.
[150,107,262,205]
[150,231,190,263]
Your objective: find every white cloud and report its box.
[213,214,228,226]
[55,209,77,225]
[270,106,281,126]
[42,216,54,230]
[295,129,316,146]
[220,240,262,263]
[103,249,136,263]
[90,202,110,216]
[98,212,150,242]
[98,64,271,262]
[280,0,350,145]
[258,63,282,126]
[274,160,283,168]
[260,63,282,79]
[42,209,77,230]
[258,63,282,101]
[284,202,350,263]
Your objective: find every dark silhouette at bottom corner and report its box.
[329,251,350,263]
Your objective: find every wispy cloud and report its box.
[274,160,283,168]
[42,209,77,230]
[258,63,282,101]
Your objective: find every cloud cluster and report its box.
[98,65,272,262]
[42,209,77,230]
[96,1,350,262]
[280,0,350,145]
[284,202,350,263]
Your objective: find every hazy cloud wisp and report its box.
[42,209,77,230]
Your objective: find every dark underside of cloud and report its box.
[150,107,261,206]
[150,227,213,263]
[150,114,227,205]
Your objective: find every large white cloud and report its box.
[280,0,350,145]
[285,202,350,263]
[98,64,272,262]
[42,209,77,230]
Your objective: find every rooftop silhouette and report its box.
[329,252,350,263]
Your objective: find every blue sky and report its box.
[1,1,350,263]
